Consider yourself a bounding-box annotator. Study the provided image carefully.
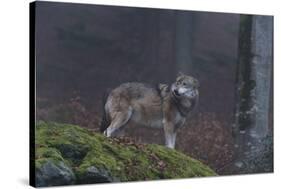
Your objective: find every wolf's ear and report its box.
[159,83,169,97]
[159,83,169,92]
[194,79,200,88]
[177,72,184,77]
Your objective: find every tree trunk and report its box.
[232,14,273,172]
[234,15,273,139]
[234,15,254,134]
[175,11,194,73]
[250,16,273,138]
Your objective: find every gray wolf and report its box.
[100,73,199,149]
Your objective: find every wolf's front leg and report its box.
[163,121,176,149]
[165,133,177,149]
[171,132,177,148]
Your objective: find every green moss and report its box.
[146,145,215,178]
[35,121,216,183]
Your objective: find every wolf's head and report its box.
[171,73,199,99]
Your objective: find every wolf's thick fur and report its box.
[100,90,111,133]
[100,73,199,149]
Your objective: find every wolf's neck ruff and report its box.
[171,92,196,117]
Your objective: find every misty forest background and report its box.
[35,2,273,175]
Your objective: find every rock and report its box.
[54,143,89,165]
[234,161,244,168]
[78,166,120,184]
[34,121,216,186]
[35,160,75,187]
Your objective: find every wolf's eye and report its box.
[183,82,187,86]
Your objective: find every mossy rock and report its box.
[35,121,216,186]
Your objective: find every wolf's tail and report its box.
[100,90,111,133]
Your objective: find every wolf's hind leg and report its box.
[106,107,132,137]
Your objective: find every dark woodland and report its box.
[34,1,273,179]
